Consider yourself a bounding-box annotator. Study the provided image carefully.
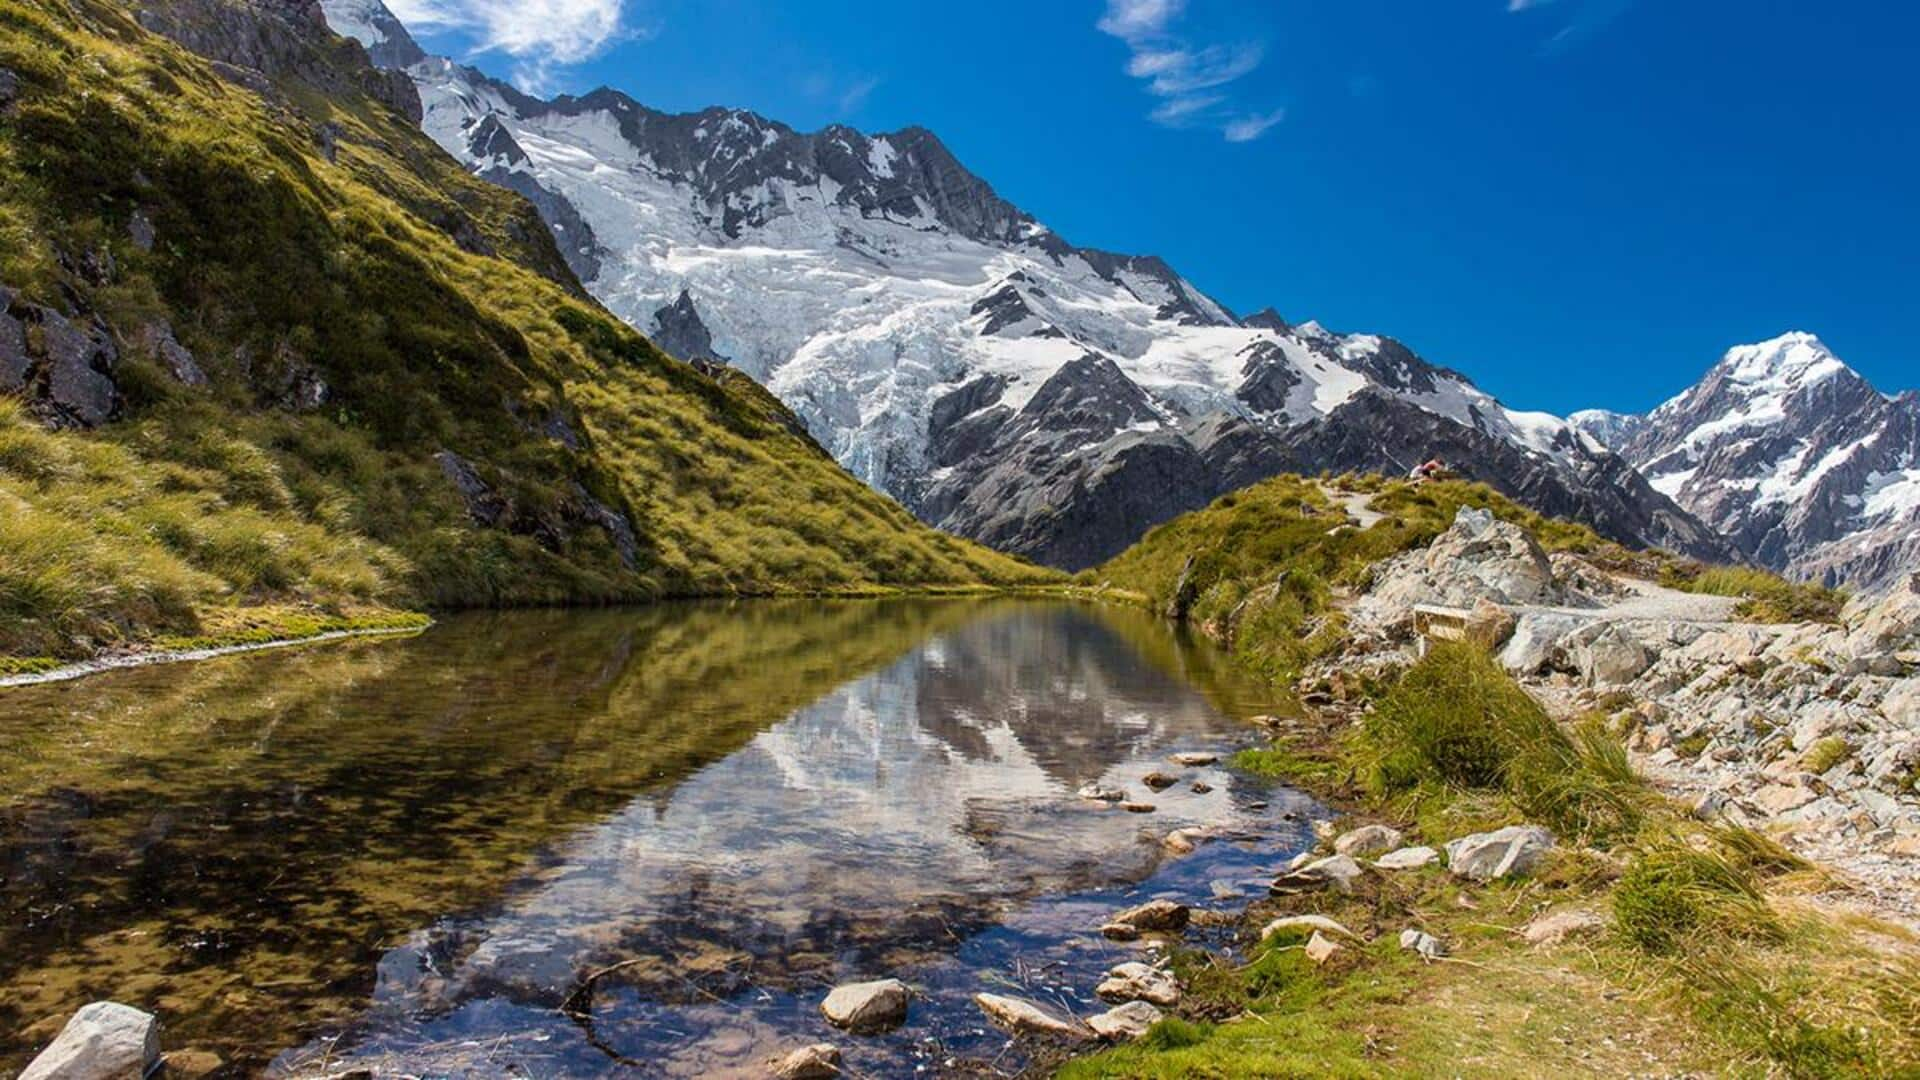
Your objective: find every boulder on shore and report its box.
[20,1001,160,1080]
[1332,824,1404,858]
[1444,825,1555,882]
[1086,1000,1163,1041]
[1374,845,1439,870]
[1094,961,1181,1007]
[1270,853,1364,895]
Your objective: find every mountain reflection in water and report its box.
[0,600,1307,1077]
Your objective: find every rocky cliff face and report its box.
[1572,333,1920,592]
[321,1,1731,570]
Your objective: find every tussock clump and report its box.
[1664,564,1845,625]
[1612,841,1778,954]
[1351,643,1645,843]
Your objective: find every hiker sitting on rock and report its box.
[1409,457,1449,483]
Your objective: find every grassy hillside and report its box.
[1086,473,1838,686]
[1071,481,1913,1078]
[0,0,1050,666]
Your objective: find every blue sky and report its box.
[391,0,1917,415]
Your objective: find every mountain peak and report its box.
[1716,331,1847,390]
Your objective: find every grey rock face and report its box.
[648,289,725,365]
[0,289,28,393]
[139,0,421,123]
[0,66,18,110]
[318,0,427,69]
[434,451,641,569]
[139,322,208,386]
[24,306,120,429]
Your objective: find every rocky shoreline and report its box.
[1330,506,1920,928]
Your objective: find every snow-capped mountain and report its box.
[1571,333,1920,591]
[319,0,1724,569]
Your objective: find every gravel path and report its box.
[1513,575,1742,623]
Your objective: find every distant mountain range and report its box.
[1572,333,1919,589]
[320,0,1916,588]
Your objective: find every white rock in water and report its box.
[1332,824,1404,857]
[1105,898,1189,932]
[1095,961,1182,1007]
[1444,825,1555,882]
[1077,782,1126,802]
[20,1001,160,1080]
[819,978,910,1032]
[1087,1000,1163,1041]
[771,1043,842,1080]
[973,993,1091,1042]
[1374,845,1439,870]
[1163,827,1211,855]
[1170,752,1218,767]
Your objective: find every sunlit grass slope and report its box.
[0,0,1049,665]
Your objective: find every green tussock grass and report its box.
[0,0,1054,664]
[1663,564,1847,624]
[1353,643,1646,844]
[1803,735,1853,774]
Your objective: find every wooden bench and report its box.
[1413,604,1477,655]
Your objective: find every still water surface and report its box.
[0,600,1313,1076]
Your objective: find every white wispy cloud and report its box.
[386,0,631,90]
[800,71,882,117]
[1223,108,1286,143]
[1096,0,1282,143]
[1506,0,1630,54]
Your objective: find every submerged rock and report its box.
[1141,771,1179,791]
[1076,782,1126,802]
[770,1043,842,1080]
[19,1001,160,1080]
[1163,827,1211,855]
[1105,899,1189,934]
[819,978,909,1033]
